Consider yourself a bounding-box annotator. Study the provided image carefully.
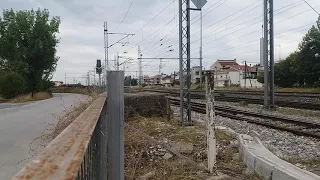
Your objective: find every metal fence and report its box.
[76,97,108,180]
[12,71,124,180]
[12,95,108,180]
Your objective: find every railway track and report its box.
[146,90,320,110]
[169,98,320,139]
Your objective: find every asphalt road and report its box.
[0,93,90,179]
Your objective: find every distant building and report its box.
[53,81,63,86]
[143,75,153,85]
[210,59,263,88]
[210,59,238,70]
[191,66,204,84]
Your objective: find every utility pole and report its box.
[263,0,275,109]
[116,52,119,71]
[244,61,247,88]
[179,0,206,125]
[93,67,96,86]
[199,10,203,89]
[65,73,67,85]
[138,46,143,86]
[179,0,191,126]
[87,72,90,86]
[104,22,108,88]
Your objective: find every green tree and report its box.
[131,78,138,86]
[124,76,132,86]
[0,9,60,93]
[274,52,298,87]
[257,72,264,84]
[0,71,26,98]
[295,19,320,87]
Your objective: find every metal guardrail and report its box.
[12,71,125,180]
[12,94,108,180]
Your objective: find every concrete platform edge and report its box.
[216,126,320,180]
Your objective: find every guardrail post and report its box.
[205,71,216,173]
[107,71,124,180]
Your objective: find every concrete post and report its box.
[205,71,216,173]
[107,71,124,180]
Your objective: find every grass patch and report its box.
[125,116,262,180]
[284,157,320,175]
[9,92,52,103]
[216,130,235,142]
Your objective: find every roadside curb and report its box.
[216,126,320,180]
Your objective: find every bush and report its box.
[0,71,26,99]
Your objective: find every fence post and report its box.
[107,71,124,180]
[205,71,216,173]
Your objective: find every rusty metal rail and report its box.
[12,95,108,180]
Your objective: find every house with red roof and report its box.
[210,59,263,88]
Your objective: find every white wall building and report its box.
[211,59,263,88]
[191,66,204,84]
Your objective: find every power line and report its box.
[209,21,315,49]
[302,0,320,15]
[123,0,176,53]
[195,1,311,44]
[150,0,307,58]
[113,0,135,31]
[142,0,227,55]
[199,24,315,57]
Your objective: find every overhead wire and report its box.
[154,0,313,58]
[123,0,176,53]
[200,23,316,57]
[143,0,230,56]
[112,0,135,31]
[302,0,320,15]
[209,21,315,50]
[142,0,227,55]
[151,0,302,58]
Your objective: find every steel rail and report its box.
[169,98,320,139]
[146,90,320,110]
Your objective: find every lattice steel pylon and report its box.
[263,0,275,109]
[179,0,192,126]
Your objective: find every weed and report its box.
[125,116,263,179]
[51,99,93,138]
[10,92,52,103]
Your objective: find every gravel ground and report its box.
[171,106,320,159]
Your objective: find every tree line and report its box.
[0,9,60,98]
[258,16,320,88]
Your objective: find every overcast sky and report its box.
[1,0,320,84]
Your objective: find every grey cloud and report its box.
[1,0,319,81]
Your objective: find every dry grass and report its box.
[277,88,320,93]
[215,87,320,93]
[10,92,53,103]
[51,87,105,97]
[51,99,94,138]
[236,102,320,118]
[125,118,211,180]
[125,116,262,180]
[284,157,320,176]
